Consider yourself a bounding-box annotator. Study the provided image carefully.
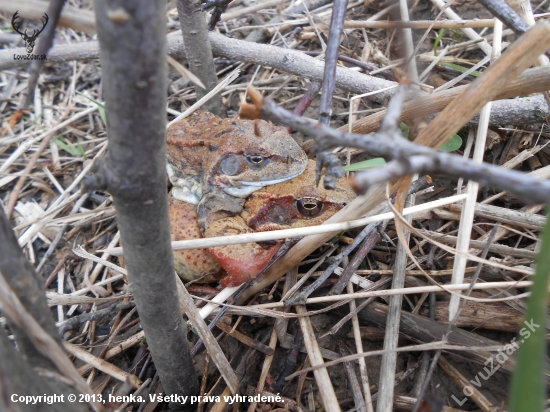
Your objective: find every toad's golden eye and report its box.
[245,155,267,166]
[296,198,323,218]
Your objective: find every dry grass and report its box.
[1,0,549,411]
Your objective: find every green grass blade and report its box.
[439,62,481,77]
[509,210,550,412]
[75,91,106,125]
[434,28,445,55]
[54,137,82,156]
[342,158,386,171]
[76,141,87,159]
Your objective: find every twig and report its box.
[176,0,223,115]
[398,0,419,81]
[292,81,321,117]
[284,221,380,306]
[296,305,341,411]
[342,64,550,135]
[246,329,278,412]
[241,86,550,204]
[303,51,394,79]
[338,341,367,412]
[329,221,386,295]
[479,0,531,36]
[316,0,348,187]
[347,283,374,412]
[58,301,135,334]
[247,280,533,310]
[420,229,537,259]
[64,342,141,387]
[77,330,145,375]
[438,356,495,411]
[174,276,240,395]
[319,0,348,126]
[284,341,506,380]
[411,299,434,398]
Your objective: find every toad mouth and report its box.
[239,168,307,187]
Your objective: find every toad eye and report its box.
[245,155,268,167]
[296,198,323,218]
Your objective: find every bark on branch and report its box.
[91,0,199,407]
[0,207,87,411]
[176,0,223,115]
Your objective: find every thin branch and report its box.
[176,0,223,115]
[0,327,81,412]
[479,0,531,35]
[339,341,367,412]
[58,301,135,335]
[296,305,341,410]
[319,0,348,125]
[284,221,379,306]
[316,0,348,187]
[91,0,199,406]
[0,206,64,368]
[303,51,394,79]
[241,86,550,204]
[2,33,550,125]
[328,221,386,295]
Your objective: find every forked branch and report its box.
[240,86,550,205]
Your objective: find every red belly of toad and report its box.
[209,242,282,288]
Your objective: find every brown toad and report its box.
[166,110,308,205]
[171,160,356,287]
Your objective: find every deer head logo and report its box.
[12,11,49,54]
